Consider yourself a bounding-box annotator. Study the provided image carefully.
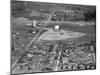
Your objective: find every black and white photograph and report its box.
[11,0,96,74]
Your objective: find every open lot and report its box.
[11,0,96,74]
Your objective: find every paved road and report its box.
[53,44,62,71]
[11,10,56,74]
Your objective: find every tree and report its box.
[84,10,96,21]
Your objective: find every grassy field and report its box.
[46,23,96,34]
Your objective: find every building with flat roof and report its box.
[53,25,60,32]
